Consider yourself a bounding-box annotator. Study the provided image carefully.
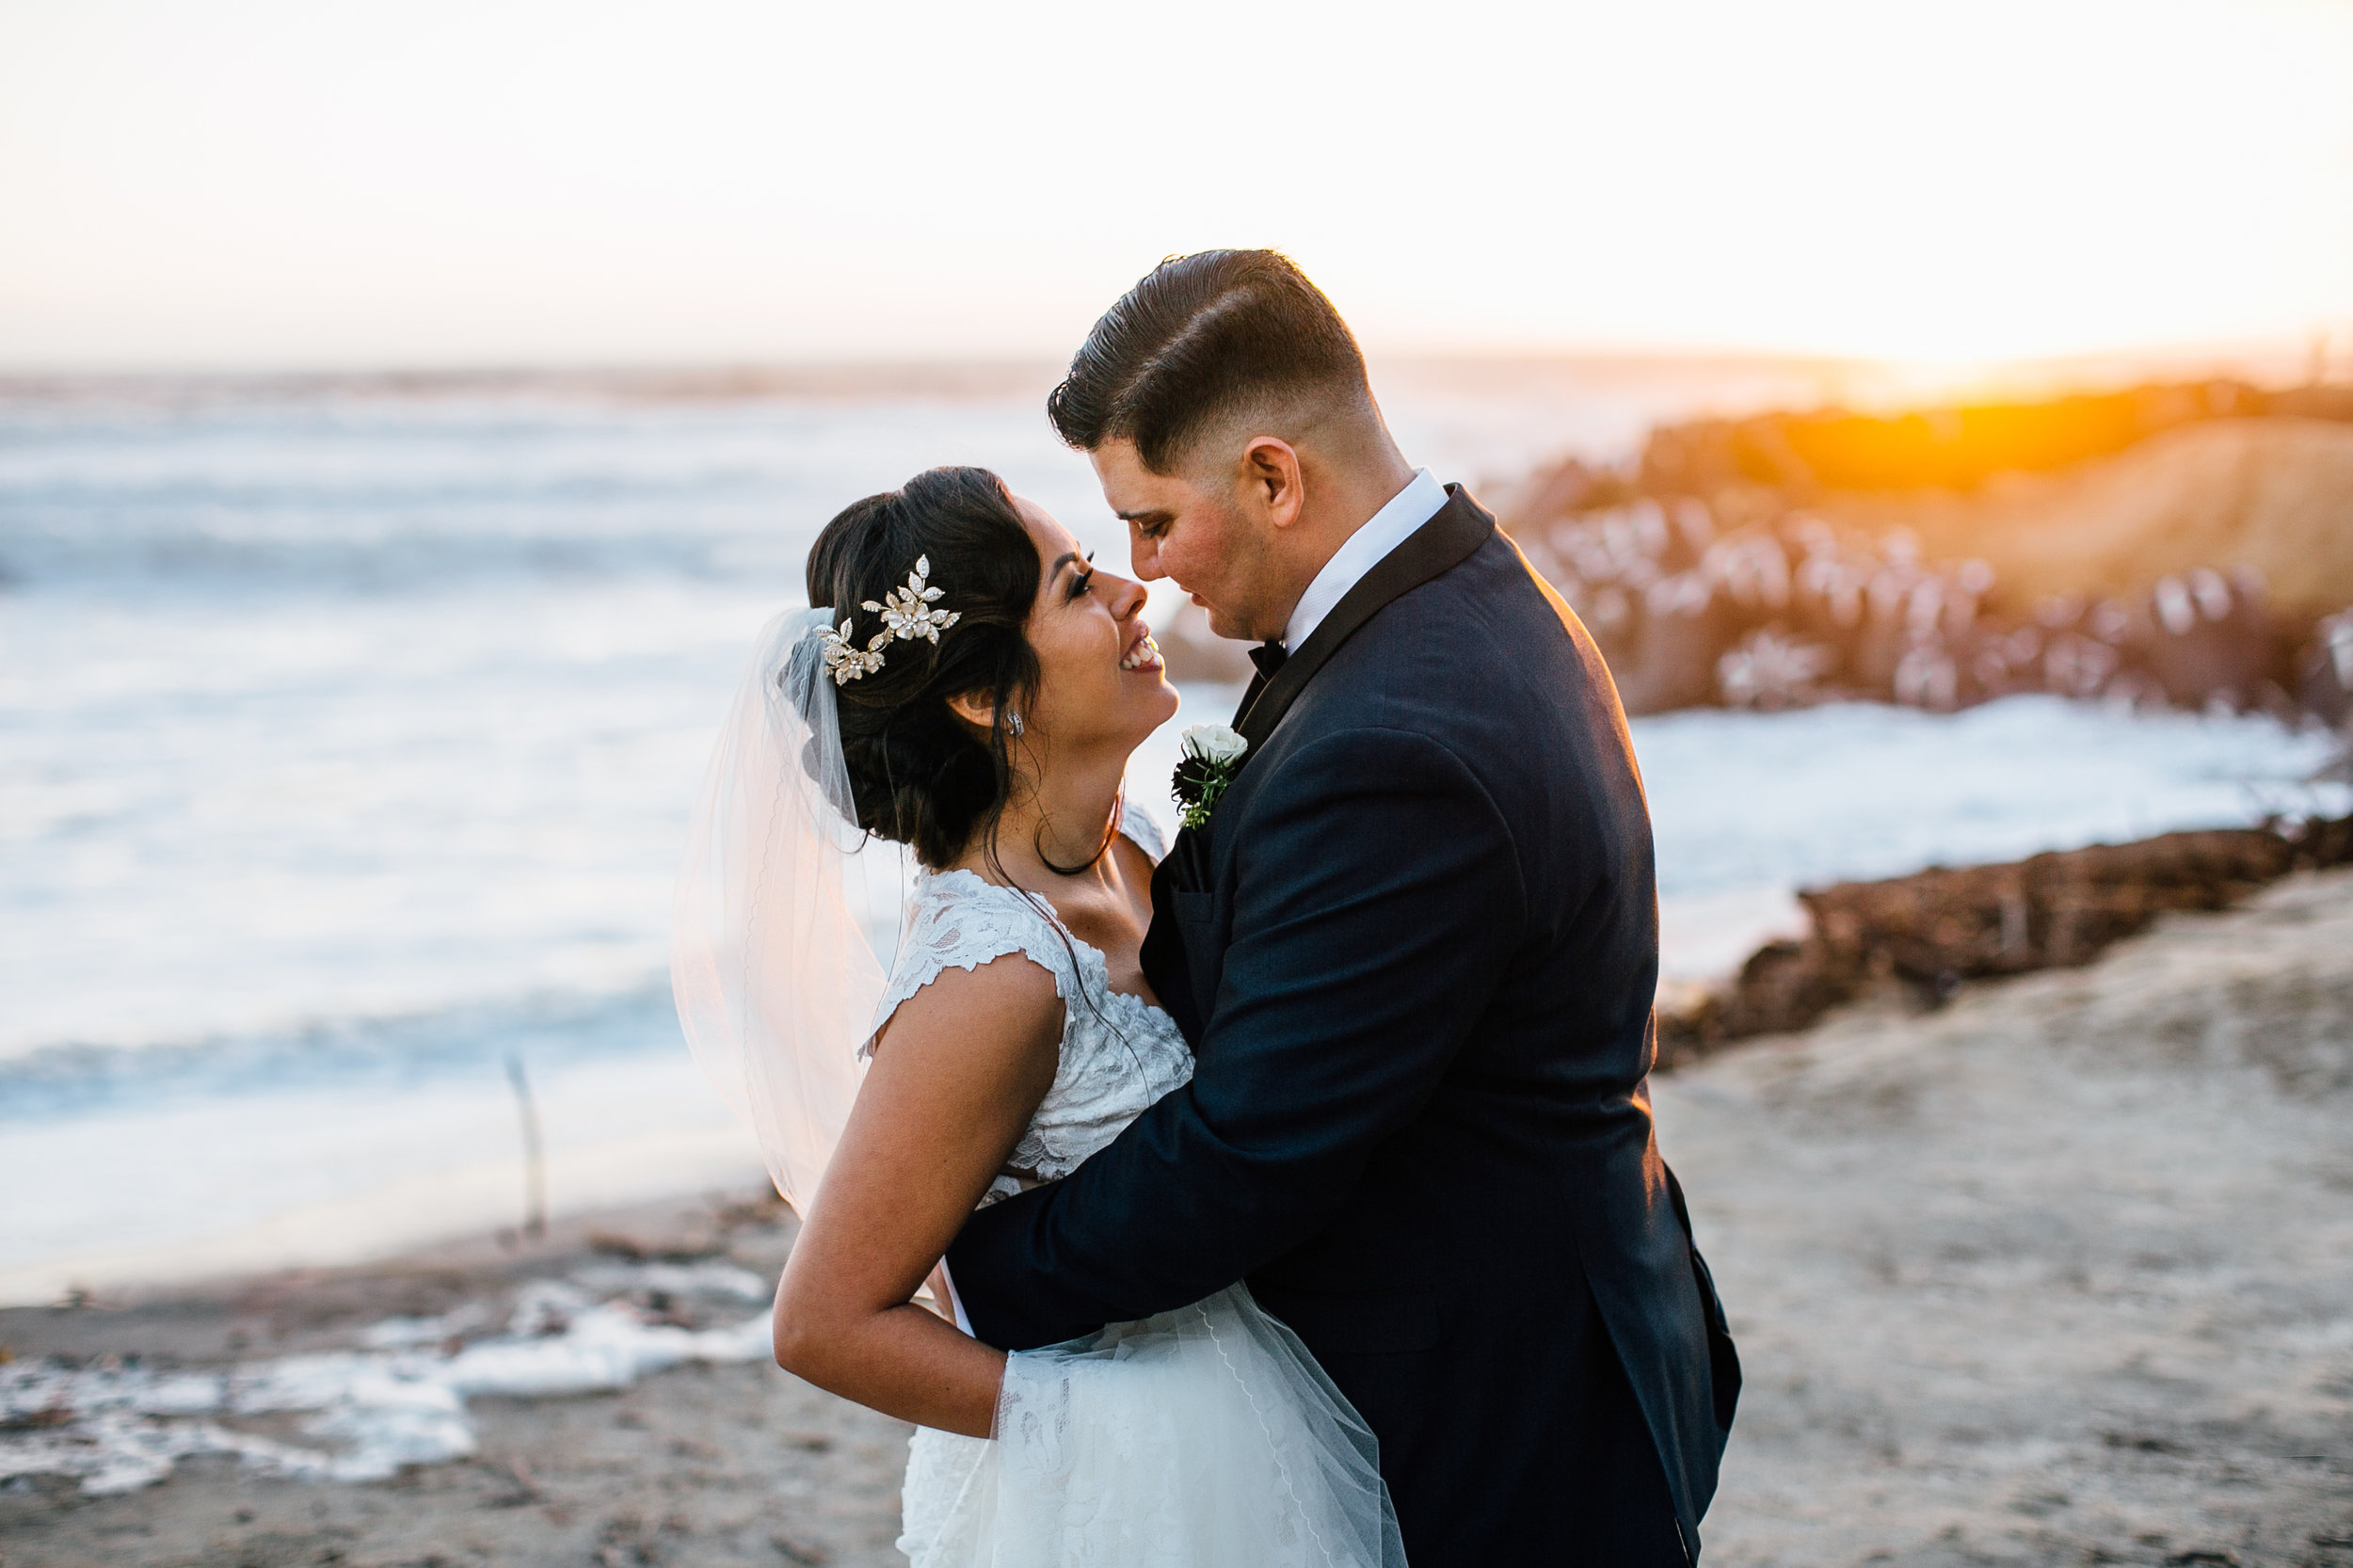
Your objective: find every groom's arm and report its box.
[944,725,1526,1350]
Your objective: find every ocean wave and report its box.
[0,983,680,1126]
[0,485,807,592]
[0,1257,776,1495]
[0,392,1107,593]
[0,523,790,595]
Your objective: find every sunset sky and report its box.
[3,0,2350,375]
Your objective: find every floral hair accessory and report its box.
[817,617,890,683]
[815,554,964,685]
[868,554,960,644]
[1172,723,1248,830]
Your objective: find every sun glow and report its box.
[0,0,2347,370]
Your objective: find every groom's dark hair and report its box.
[1047,249,1373,474]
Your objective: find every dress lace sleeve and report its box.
[1118,797,1168,864]
[862,872,1084,1061]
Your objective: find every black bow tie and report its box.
[1248,639,1289,679]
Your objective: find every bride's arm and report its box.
[771,952,1064,1437]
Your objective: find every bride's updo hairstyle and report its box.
[803,466,1043,872]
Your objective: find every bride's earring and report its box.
[1007,712,1025,737]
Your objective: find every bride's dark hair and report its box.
[804,466,1044,872]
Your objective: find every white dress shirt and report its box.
[1282,468,1450,651]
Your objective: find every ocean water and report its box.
[3,380,2345,1306]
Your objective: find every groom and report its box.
[945,251,1737,1564]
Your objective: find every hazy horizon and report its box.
[0,340,2334,425]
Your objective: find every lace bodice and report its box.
[868,801,1193,1203]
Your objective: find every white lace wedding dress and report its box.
[876,804,1405,1568]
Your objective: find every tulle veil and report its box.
[670,605,890,1213]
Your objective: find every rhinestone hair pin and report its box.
[817,554,962,685]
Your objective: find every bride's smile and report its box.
[1000,495,1178,757]
[1119,621,1163,673]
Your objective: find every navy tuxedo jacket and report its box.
[947,488,1737,1561]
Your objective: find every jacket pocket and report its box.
[1169,889,1221,1022]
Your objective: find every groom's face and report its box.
[1091,438,1280,643]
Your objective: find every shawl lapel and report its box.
[1231,485,1494,751]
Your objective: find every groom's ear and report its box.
[1240,437,1305,532]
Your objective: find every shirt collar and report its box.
[1283,468,1450,651]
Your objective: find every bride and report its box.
[673,465,1404,1566]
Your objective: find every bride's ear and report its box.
[946,688,1000,737]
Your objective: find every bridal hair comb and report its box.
[817,554,962,685]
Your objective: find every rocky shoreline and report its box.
[1660,812,2353,1063]
[1483,382,2353,728]
[1139,381,2353,754]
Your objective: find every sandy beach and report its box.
[1666,866,2353,1565]
[8,869,2351,1568]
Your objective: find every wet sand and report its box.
[0,1190,915,1567]
[8,872,2351,1567]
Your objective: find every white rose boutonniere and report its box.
[1172,723,1249,830]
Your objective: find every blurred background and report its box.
[5,0,2351,1302]
[3,6,2352,1547]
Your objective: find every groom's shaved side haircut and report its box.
[1047,249,1373,473]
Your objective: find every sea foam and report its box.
[0,1259,775,1495]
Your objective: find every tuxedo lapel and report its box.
[1141,488,1493,1029]
[1234,486,1495,753]
[1140,848,1205,1039]
[1232,669,1269,728]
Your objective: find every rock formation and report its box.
[1497,383,2353,725]
[1656,812,2353,1065]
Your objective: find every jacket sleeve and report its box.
[943,725,1525,1350]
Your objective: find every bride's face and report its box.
[1011,496,1177,754]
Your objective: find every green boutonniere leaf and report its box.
[1172,724,1248,831]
